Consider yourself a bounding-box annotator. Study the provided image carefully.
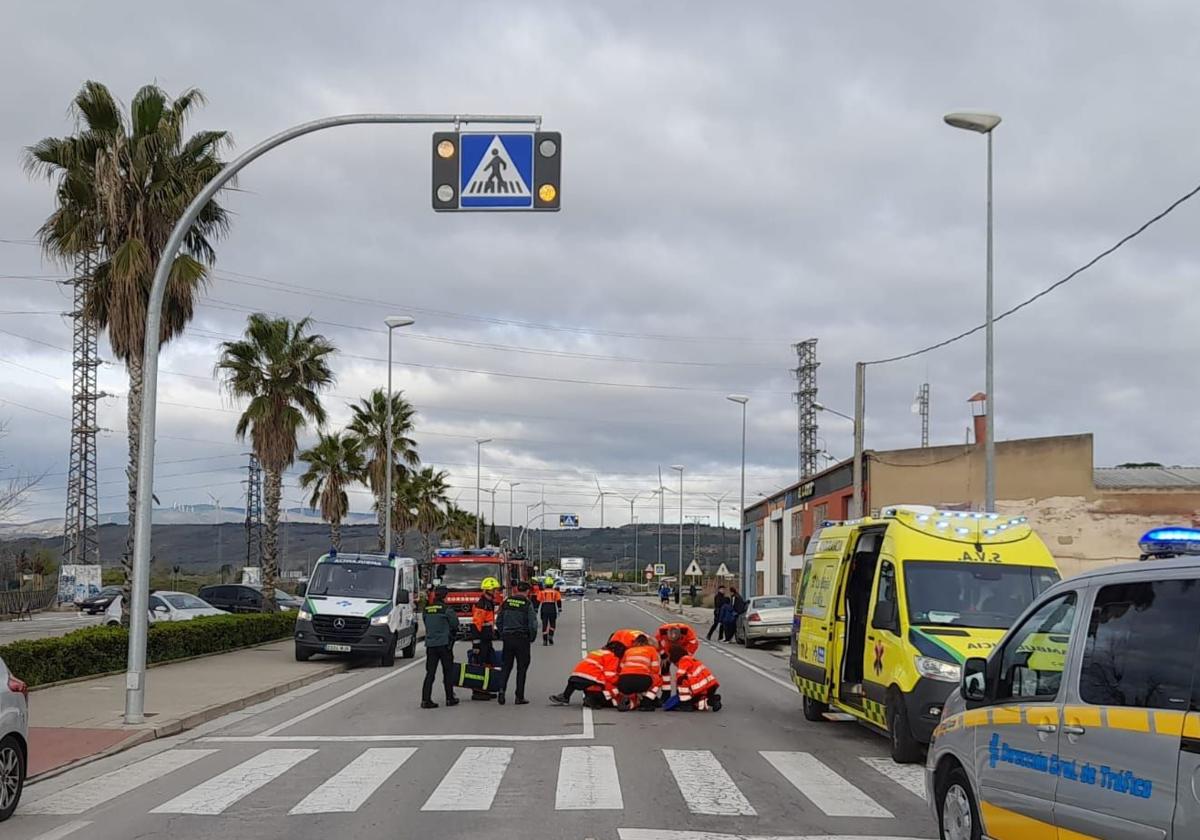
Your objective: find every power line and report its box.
[865,180,1200,366]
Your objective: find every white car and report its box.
[105,591,226,626]
[735,595,795,647]
[0,656,28,821]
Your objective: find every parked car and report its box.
[0,656,28,821]
[104,591,226,626]
[198,584,301,614]
[736,595,794,647]
[78,585,122,615]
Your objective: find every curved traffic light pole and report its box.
[124,112,542,724]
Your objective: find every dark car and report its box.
[198,584,301,614]
[594,581,614,594]
[78,585,122,615]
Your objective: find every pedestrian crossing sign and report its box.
[432,131,561,212]
[684,560,703,577]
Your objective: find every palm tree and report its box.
[390,472,419,553]
[299,431,364,551]
[217,314,335,610]
[411,467,450,559]
[347,389,419,550]
[25,82,232,613]
[442,504,478,549]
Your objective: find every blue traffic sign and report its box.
[459,133,534,208]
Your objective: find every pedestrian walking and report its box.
[496,580,538,705]
[539,576,562,645]
[707,585,728,640]
[688,582,698,606]
[659,581,671,606]
[421,586,460,709]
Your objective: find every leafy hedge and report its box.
[0,611,297,688]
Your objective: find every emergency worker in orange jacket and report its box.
[470,577,501,700]
[608,627,646,651]
[549,640,625,707]
[655,622,699,679]
[615,639,662,711]
[538,576,562,645]
[666,644,722,711]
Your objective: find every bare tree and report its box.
[0,421,43,524]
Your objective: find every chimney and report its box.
[967,392,987,446]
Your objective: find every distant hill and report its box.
[1,521,743,578]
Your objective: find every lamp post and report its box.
[670,465,684,604]
[474,438,492,548]
[383,315,414,556]
[727,394,750,597]
[815,399,863,518]
[945,110,1001,510]
[508,481,520,545]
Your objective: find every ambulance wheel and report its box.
[802,695,828,722]
[380,632,397,667]
[937,765,981,840]
[401,633,417,659]
[886,692,924,764]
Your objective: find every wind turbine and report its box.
[704,491,731,529]
[592,476,612,528]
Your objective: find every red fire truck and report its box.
[422,547,536,632]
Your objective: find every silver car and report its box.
[736,595,794,647]
[0,656,28,821]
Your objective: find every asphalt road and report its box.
[0,610,101,642]
[12,595,937,840]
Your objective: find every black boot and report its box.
[497,693,506,705]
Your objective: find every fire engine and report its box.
[422,547,536,634]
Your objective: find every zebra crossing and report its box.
[22,744,929,821]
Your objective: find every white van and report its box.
[294,552,419,666]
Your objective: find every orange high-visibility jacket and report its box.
[655,623,699,657]
[472,595,496,633]
[539,588,562,605]
[571,649,620,688]
[620,645,661,679]
[609,628,646,650]
[675,655,718,700]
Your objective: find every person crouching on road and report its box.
[421,586,461,709]
[615,636,662,711]
[539,576,562,646]
[470,577,502,700]
[496,580,538,705]
[550,641,626,707]
[664,644,721,711]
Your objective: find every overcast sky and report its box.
[2,1,1198,529]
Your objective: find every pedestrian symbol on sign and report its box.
[460,134,532,206]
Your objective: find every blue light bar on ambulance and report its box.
[1138,527,1200,559]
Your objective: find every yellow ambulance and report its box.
[790,505,1060,762]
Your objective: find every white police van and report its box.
[294,552,419,666]
[927,527,1200,840]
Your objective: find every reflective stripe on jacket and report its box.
[571,649,619,686]
[676,655,718,700]
[472,595,496,633]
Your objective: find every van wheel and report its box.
[802,695,828,722]
[0,733,25,821]
[937,765,981,840]
[294,645,312,662]
[380,632,398,667]
[401,631,417,659]
[886,693,924,764]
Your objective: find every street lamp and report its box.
[508,481,520,545]
[383,314,414,556]
[670,465,684,605]
[945,110,1001,510]
[474,438,492,547]
[726,394,751,597]
[815,400,864,518]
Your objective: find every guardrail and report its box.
[0,586,59,619]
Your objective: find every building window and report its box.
[790,510,804,555]
[813,502,828,526]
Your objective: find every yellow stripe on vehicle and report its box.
[1023,705,1058,726]
[979,801,1063,840]
[1105,707,1150,733]
[1063,705,1102,728]
[963,709,989,728]
[1183,712,1200,740]
[1153,710,1184,737]
[991,706,1021,726]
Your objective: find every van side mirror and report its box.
[962,656,988,704]
[873,600,899,633]
[396,589,410,605]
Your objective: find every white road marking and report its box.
[21,749,218,814]
[861,757,928,800]
[289,747,416,814]
[556,745,623,810]
[25,821,93,840]
[761,751,892,818]
[422,746,512,811]
[257,660,422,736]
[618,831,928,840]
[151,748,316,815]
[663,749,756,816]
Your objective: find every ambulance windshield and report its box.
[903,561,1060,628]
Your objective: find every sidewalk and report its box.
[27,639,348,779]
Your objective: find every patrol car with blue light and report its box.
[926,526,1200,839]
[294,552,419,666]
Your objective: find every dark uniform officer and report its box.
[421,586,460,709]
[496,580,538,705]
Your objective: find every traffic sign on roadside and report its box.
[684,560,703,577]
[653,563,666,576]
[645,570,654,581]
[432,131,561,212]
[559,513,579,529]
[715,562,733,578]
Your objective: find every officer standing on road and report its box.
[496,580,538,705]
[471,577,502,700]
[539,575,562,645]
[421,586,460,709]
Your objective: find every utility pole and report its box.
[508,481,520,545]
[792,338,819,480]
[244,454,263,568]
[915,383,930,448]
[62,258,103,568]
[852,363,866,518]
